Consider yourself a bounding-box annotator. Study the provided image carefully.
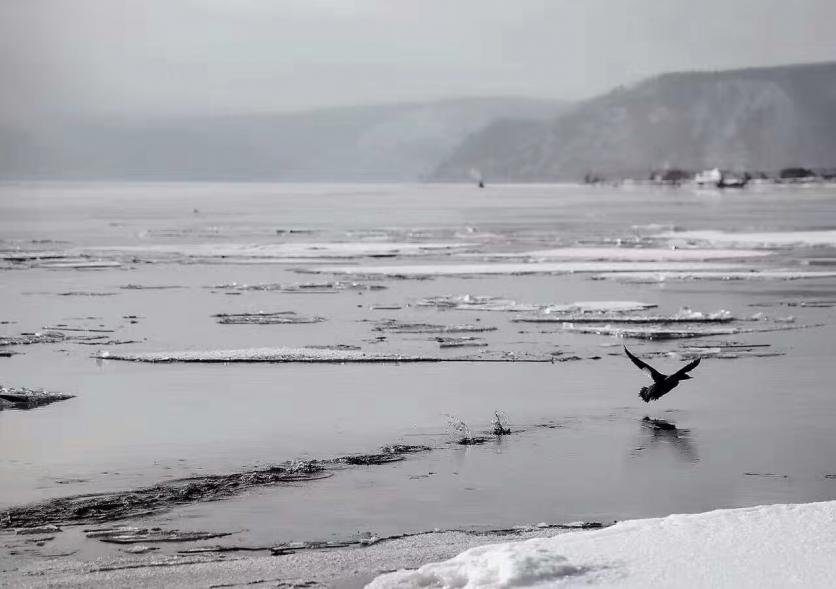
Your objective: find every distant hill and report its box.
[0,98,563,181]
[433,61,836,181]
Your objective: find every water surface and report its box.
[2,182,836,550]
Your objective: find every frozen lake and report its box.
[2,182,836,557]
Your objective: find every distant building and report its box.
[694,168,722,185]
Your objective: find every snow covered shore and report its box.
[3,502,835,587]
[370,501,836,588]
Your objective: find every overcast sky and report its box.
[2,0,835,123]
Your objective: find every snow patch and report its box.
[370,501,836,588]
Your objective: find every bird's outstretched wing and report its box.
[624,346,665,382]
[673,357,701,378]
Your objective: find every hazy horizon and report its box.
[3,0,836,127]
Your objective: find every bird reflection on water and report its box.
[634,417,699,463]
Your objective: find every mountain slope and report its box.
[0,98,563,181]
[433,61,836,181]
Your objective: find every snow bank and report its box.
[467,247,769,261]
[305,262,741,277]
[660,229,836,248]
[370,501,836,588]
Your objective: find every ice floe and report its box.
[89,242,468,261]
[419,295,662,315]
[515,308,733,324]
[545,301,658,313]
[370,501,836,589]
[0,251,122,269]
[435,336,488,349]
[417,294,541,312]
[304,262,742,277]
[561,321,810,340]
[672,345,785,360]
[374,320,498,334]
[418,296,659,314]
[56,291,119,297]
[207,281,386,293]
[212,311,325,325]
[0,250,68,262]
[0,331,67,346]
[659,229,836,248]
[94,347,549,363]
[561,323,741,340]
[803,257,836,266]
[119,284,186,290]
[0,385,75,410]
[40,260,122,269]
[465,247,770,261]
[623,342,783,361]
[750,299,836,308]
[593,270,836,282]
[90,528,233,545]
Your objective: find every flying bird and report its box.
[624,346,700,402]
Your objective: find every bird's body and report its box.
[623,346,700,402]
